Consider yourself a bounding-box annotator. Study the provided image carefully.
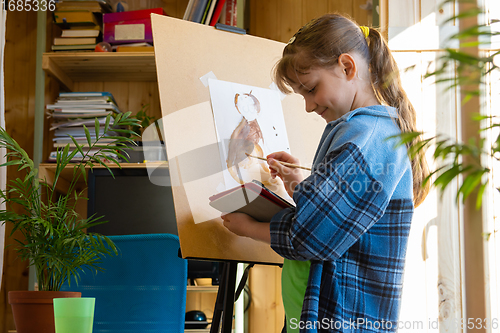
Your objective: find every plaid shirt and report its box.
[270,106,414,333]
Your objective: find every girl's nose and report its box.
[304,97,317,113]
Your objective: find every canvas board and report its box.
[208,78,291,200]
[151,15,325,264]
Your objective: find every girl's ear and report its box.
[338,53,356,80]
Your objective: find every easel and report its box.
[152,14,324,332]
[210,262,254,333]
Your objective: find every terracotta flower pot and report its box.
[8,290,81,333]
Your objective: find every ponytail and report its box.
[366,28,430,207]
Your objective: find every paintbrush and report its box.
[245,153,311,171]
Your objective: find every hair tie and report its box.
[360,26,370,38]
[287,36,296,45]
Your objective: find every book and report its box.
[47,103,119,112]
[58,91,115,99]
[51,98,113,105]
[50,111,113,118]
[209,0,226,26]
[204,0,218,25]
[189,0,209,23]
[52,137,115,147]
[183,0,197,20]
[60,29,101,37]
[201,0,214,24]
[56,2,102,12]
[55,0,113,13]
[51,44,97,51]
[48,149,117,162]
[50,116,113,130]
[53,11,101,27]
[116,46,154,52]
[54,127,117,137]
[209,180,294,222]
[53,37,97,45]
[223,0,237,26]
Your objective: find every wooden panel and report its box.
[351,0,373,26]
[248,265,284,333]
[279,0,303,42]
[328,0,353,16]
[185,289,218,323]
[1,9,38,333]
[302,0,328,24]
[488,50,500,332]
[102,81,130,113]
[250,0,373,43]
[422,51,462,331]
[250,0,281,41]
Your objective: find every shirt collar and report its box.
[326,105,398,128]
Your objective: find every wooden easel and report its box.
[211,261,239,333]
[151,14,324,330]
[210,261,258,333]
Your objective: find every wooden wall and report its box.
[0,9,38,333]
[249,0,373,43]
[0,1,373,332]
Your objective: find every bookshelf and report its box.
[42,52,157,91]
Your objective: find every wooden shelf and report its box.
[187,285,219,293]
[42,52,157,91]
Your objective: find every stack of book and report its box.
[47,91,121,162]
[183,0,230,26]
[52,0,112,52]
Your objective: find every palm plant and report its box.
[0,112,139,291]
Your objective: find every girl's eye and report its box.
[308,87,315,93]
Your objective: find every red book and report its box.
[209,0,227,26]
[224,0,237,27]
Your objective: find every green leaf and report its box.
[83,125,92,146]
[104,114,112,133]
[459,169,486,202]
[476,182,487,210]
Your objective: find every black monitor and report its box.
[87,168,219,284]
[87,168,178,235]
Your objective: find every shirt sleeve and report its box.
[269,142,395,261]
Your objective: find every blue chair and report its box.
[61,233,187,333]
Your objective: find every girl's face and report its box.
[290,65,356,123]
[288,53,378,123]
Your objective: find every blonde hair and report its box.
[274,13,429,207]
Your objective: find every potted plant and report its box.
[0,112,139,333]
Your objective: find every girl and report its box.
[222,13,429,333]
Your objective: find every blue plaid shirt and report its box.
[270,106,414,333]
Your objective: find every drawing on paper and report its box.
[208,78,290,195]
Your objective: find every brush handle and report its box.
[245,153,311,171]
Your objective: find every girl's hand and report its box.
[267,151,304,197]
[221,213,271,244]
